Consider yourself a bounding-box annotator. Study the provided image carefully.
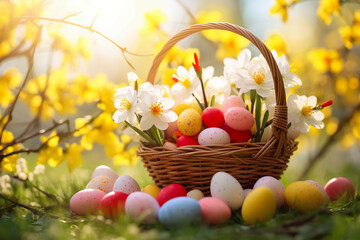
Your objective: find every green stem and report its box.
[250,90,256,114]
[149,126,163,146]
[197,68,208,108]
[255,94,262,142]
[124,121,156,145]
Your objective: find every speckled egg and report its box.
[253,176,285,208]
[210,172,244,210]
[92,165,119,184]
[224,107,254,131]
[86,175,114,193]
[187,189,204,200]
[198,197,231,225]
[198,128,230,145]
[113,175,141,194]
[177,109,202,136]
[70,189,106,216]
[158,197,201,227]
[305,180,329,204]
[222,95,246,113]
[241,187,276,225]
[285,181,325,213]
[125,192,160,223]
[142,184,161,199]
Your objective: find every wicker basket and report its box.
[137,22,298,196]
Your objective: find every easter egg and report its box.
[187,189,204,200]
[305,180,329,203]
[158,197,201,227]
[177,109,202,136]
[224,107,255,131]
[241,187,276,225]
[113,175,141,194]
[198,128,230,145]
[222,95,246,113]
[156,184,187,206]
[92,165,119,184]
[229,129,252,143]
[243,189,253,199]
[164,121,178,139]
[202,107,224,128]
[86,175,114,193]
[99,191,128,219]
[176,135,199,147]
[198,197,231,225]
[163,141,177,150]
[125,192,160,223]
[142,184,161,199]
[210,172,244,210]
[285,181,325,213]
[324,177,355,202]
[253,176,285,208]
[173,103,202,116]
[70,189,106,216]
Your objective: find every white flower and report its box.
[171,66,200,103]
[113,87,138,125]
[205,76,231,105]
[288,94,325,133]
[271,50,302,88]
[33,164,45,175]
[237,57,274,97]
[16,158,28,175]
[0,175,12,195]
[138,91,177,130]
[224,48,251,86]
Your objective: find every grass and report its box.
[1,154,360,240]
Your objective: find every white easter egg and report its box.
[198,128,230,145]
[92,165,119,184]
[113,175,141,194]
[86,175,114,193]
[125,192,160,223]
[210,172,244,210]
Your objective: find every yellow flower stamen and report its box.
[253,71,265,84]
[119,98,131,110]
[180,78,191,88]
[149,101,163,115]
[301,105,313,116]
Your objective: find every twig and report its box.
[15,15,153,70]
[298,103,360,180]
[0,25,42,144]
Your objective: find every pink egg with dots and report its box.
[222,95,246,113]
[202,107,224,128]
[224,107,254,131]
[86,175,114,193]
[113,175,141,194]
[198,127,230,145]
[70,189,106,216]
[125,192,160,223]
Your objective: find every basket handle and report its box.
[147,22,288,158]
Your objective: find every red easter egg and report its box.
[99,191,128,219]
[324,177,355,202]
[177,135,199,147]
[230,129,252,143]
[156,184,187,206]
[173,129,184,141]
[202,107,225,128]
[221,122,236,135]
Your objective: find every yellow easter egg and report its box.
[177,109,202,136]
[285,181,325,213]
[142,184,161,199]
[241,187,276,225]
[174,103,202,116]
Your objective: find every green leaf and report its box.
[192,94,205,111]
[209,95,216,107]
[255,94,262,142]
[124,121,156,145]
[250,90,256,114]
[258,110,269,141]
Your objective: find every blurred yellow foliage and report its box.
[317,0,340,25]
[37,131,64,167]
[0,68,22,107]
[140,9,167,37]
[307,49,343,74]
[0,130,22,172]
[64,143,83,173]
[338,10,360,49]
[265,33,287,56]
[269,0,300,22]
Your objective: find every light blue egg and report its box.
[158,197,201,227]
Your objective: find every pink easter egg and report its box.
[198,128,230,145]
[224,107,254,131]
[70,189,106,216]
[222,95,246,113]
[113,175,141,194]
[164,121,178,139]
[324,177,355,202]
[198,197,231,225]
[253,176,285,208]
[125,192,160,223]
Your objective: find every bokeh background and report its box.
[1,0,359,190]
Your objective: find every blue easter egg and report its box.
[158,197,201,227]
